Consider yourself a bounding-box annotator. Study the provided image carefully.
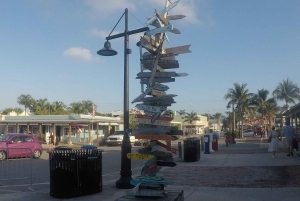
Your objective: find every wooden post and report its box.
[53,124,56,145]
[96,122,99,146]
[39,123,42,135]
[88,124,91,145]
[178,141,182,158]
[68,124,72,145]
[6,123,9,133]
[27,123,30,133]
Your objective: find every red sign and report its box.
[135,114,173,121]
[157,141,178,154]
[134,134,176,141]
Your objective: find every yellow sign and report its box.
[126,153,154,160]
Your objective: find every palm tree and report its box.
[183,111,200,135]
[14,107,24,116]
[176,110,186,115]
[17,94,34,116]
[34,98,50,115]
[81,100,94,115]
[1,108,14,115]
[224,83,254,138]
[212,113,223,133]
[69,102,84,114]
[272,78,300,110]
[253,89,276,130]
[51,101,67,115]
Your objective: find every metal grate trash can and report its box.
[184,137,200,162]
[49,147,103,199]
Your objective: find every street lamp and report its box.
[97,8,149,189]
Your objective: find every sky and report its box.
[1,0,300,116]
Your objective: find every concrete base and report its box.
[115,190,184,201]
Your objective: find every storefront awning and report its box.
[98,123,119,126]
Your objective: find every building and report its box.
[172,114,209,135]
[0,114,121,144]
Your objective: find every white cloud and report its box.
[89,28,110,39]
[85,0,136,15]
[63,47,93,61]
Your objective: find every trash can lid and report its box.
[54,146,72,150]
[81,145,97,150]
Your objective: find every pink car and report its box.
[0,133,43,160]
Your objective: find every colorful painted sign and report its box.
[134,134,176,141]
[140,78,175,84]
[151,89,166,96]
[165,44,192,55]
[127,153,154,160]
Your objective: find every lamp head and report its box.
[97,41,118,56]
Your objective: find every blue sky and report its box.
[1,0,299,115]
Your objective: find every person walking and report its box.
[49,132,54,151]
[268,126,278,158]
[282,120,295,156]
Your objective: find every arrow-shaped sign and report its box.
[156,161,177,167]
[126,153,154,160]
[155,9,169,26]
[140,94,177,102]
[136,114,173,121]
[140,78,175,84]
[143,52,174,59]
[143,100,175,107]
[151,89,166,96]
[145,25,173,36]
[167,14,186,20]
[165,44,192,55]
[135,104,166,113]
[134,134,176,141]
[146,0,181,25]
[153,83,169,91]
[156,141,178,154]
[131,87,153,103]
[137,72,188,78]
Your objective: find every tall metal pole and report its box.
[116,8,133,189]
[232,102,235,143]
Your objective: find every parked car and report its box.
[106,130,137,146]
[0,133,43,160]
[243,129,254,137]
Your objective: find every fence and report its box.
[0,148,33,190]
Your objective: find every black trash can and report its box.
[49,148,103,199]
[183,137,200,162]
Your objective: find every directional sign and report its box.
[140,36,157,54]
[145,25,173,36]
[146,0,181,25]
[135,104,166,113]
[165,44,192,55]
[157,161,177,167]
[169,27,181,34]
[166,14,186,20]
[153,83,169,91]
[140,77,175,84]
[127,153,154,160]
[140,94,177,102]
[156,141,178,154]
[134,134,176,141]
[136,114,173,121]
[137,72,188,78]
[142,59,178,66]
[130,179,172,186]
[133,127,170,135]
[143,52,174,59]
[143,100,175,106]
[136,175,164,181]
[155,9,169,26]
[142,63,165,72]
[151,89,166,96]
[144,156,157,166]
[131,87,152,103]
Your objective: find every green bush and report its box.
[224,130,237,138]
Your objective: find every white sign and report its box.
[145,25,173,36]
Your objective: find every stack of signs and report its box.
[127,141,178,198]
[128,0,191,198]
